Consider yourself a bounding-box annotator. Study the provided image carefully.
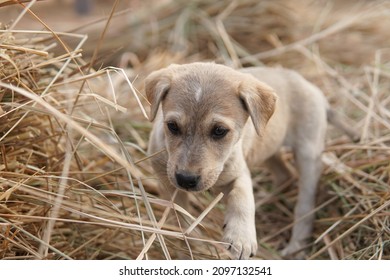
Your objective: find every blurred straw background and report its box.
[0,0,389,260]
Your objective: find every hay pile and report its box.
[1,0,389,260]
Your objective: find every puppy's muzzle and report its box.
[175,170,200,191]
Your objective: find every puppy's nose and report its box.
[175,171,200,190]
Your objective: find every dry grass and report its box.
[0,0,389,260]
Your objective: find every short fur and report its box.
[145,62,357,259]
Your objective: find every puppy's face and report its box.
[146,63,276,192]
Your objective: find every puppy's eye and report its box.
[167,121,180,135]
[211,126,229,139]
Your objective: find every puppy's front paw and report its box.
[222,221,257,260]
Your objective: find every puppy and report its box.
[145,62,357,259]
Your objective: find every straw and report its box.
[1,0,389,260]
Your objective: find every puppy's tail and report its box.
[326,109,360,142]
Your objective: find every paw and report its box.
[222,222,258,260]
[281,240,307,259]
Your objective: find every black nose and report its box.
[175,171,200,190]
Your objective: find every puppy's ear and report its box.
[239,78,277,135]
[145,68,172,121]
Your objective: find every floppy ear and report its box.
[239,77,277,136]
[144,68,172,121]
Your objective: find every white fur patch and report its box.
[195,87,202,102]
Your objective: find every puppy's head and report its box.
[145,62,276,192]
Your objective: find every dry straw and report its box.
[1,0,389,260]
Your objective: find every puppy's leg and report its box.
[265,151,291,186]
[223,165,258,260]
[281,142,323,258]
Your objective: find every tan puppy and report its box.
[145,62,356,259]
